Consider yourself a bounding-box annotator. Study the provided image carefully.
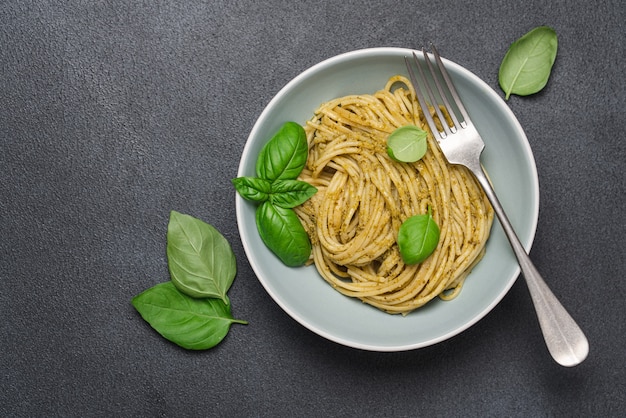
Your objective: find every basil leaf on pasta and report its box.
[387,125,428,163]
[256,121,308,182]
[397,206,440,265]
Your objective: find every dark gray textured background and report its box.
[1,1,624,417]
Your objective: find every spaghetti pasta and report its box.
[294,75,494,315]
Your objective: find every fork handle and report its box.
[469,163,589,367]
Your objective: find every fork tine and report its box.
[422,47,462,130]
[406,51,456,140]
[404,55,440,139]
[414,50,454,139]
[405,45,475,141]
[429,44,470,127]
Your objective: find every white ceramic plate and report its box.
[235,47,539,351]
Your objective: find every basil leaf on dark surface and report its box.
[499,26,558,100]
[269,179,318,208]
[232,176,271,203]
[397,206,440,265]
[256,121,308,182]
[132,281,247,350]
[256,201,311,267]
[167,211,236,303]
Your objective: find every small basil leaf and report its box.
[386,125,428,163]
[499,26,558,100]
[132,281,247,350]
[167,211,236,303]
[256,201,311,267]
[397,206,440,265]
[232,176,271,203]
[256,121,308,182]
[269,179,318,208]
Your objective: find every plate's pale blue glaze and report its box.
[236,48,539,351]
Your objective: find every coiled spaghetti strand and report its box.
[296,76,494,315]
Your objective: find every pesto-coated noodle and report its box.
[295,75,494,315]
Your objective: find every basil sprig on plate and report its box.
[233,122,317,267]
[132,211,247,350]
[499,26,558,100]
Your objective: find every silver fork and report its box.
[405,45,589,367]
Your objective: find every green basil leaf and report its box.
[256,121,308,182]
[132,281,247,350]
[386,125,428,163]
[269,179,317,208]
[397,206,440,265]
[256,201,311,267]
[167,211,236,303]
[232,176,271,203]
[499,26,558,100]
